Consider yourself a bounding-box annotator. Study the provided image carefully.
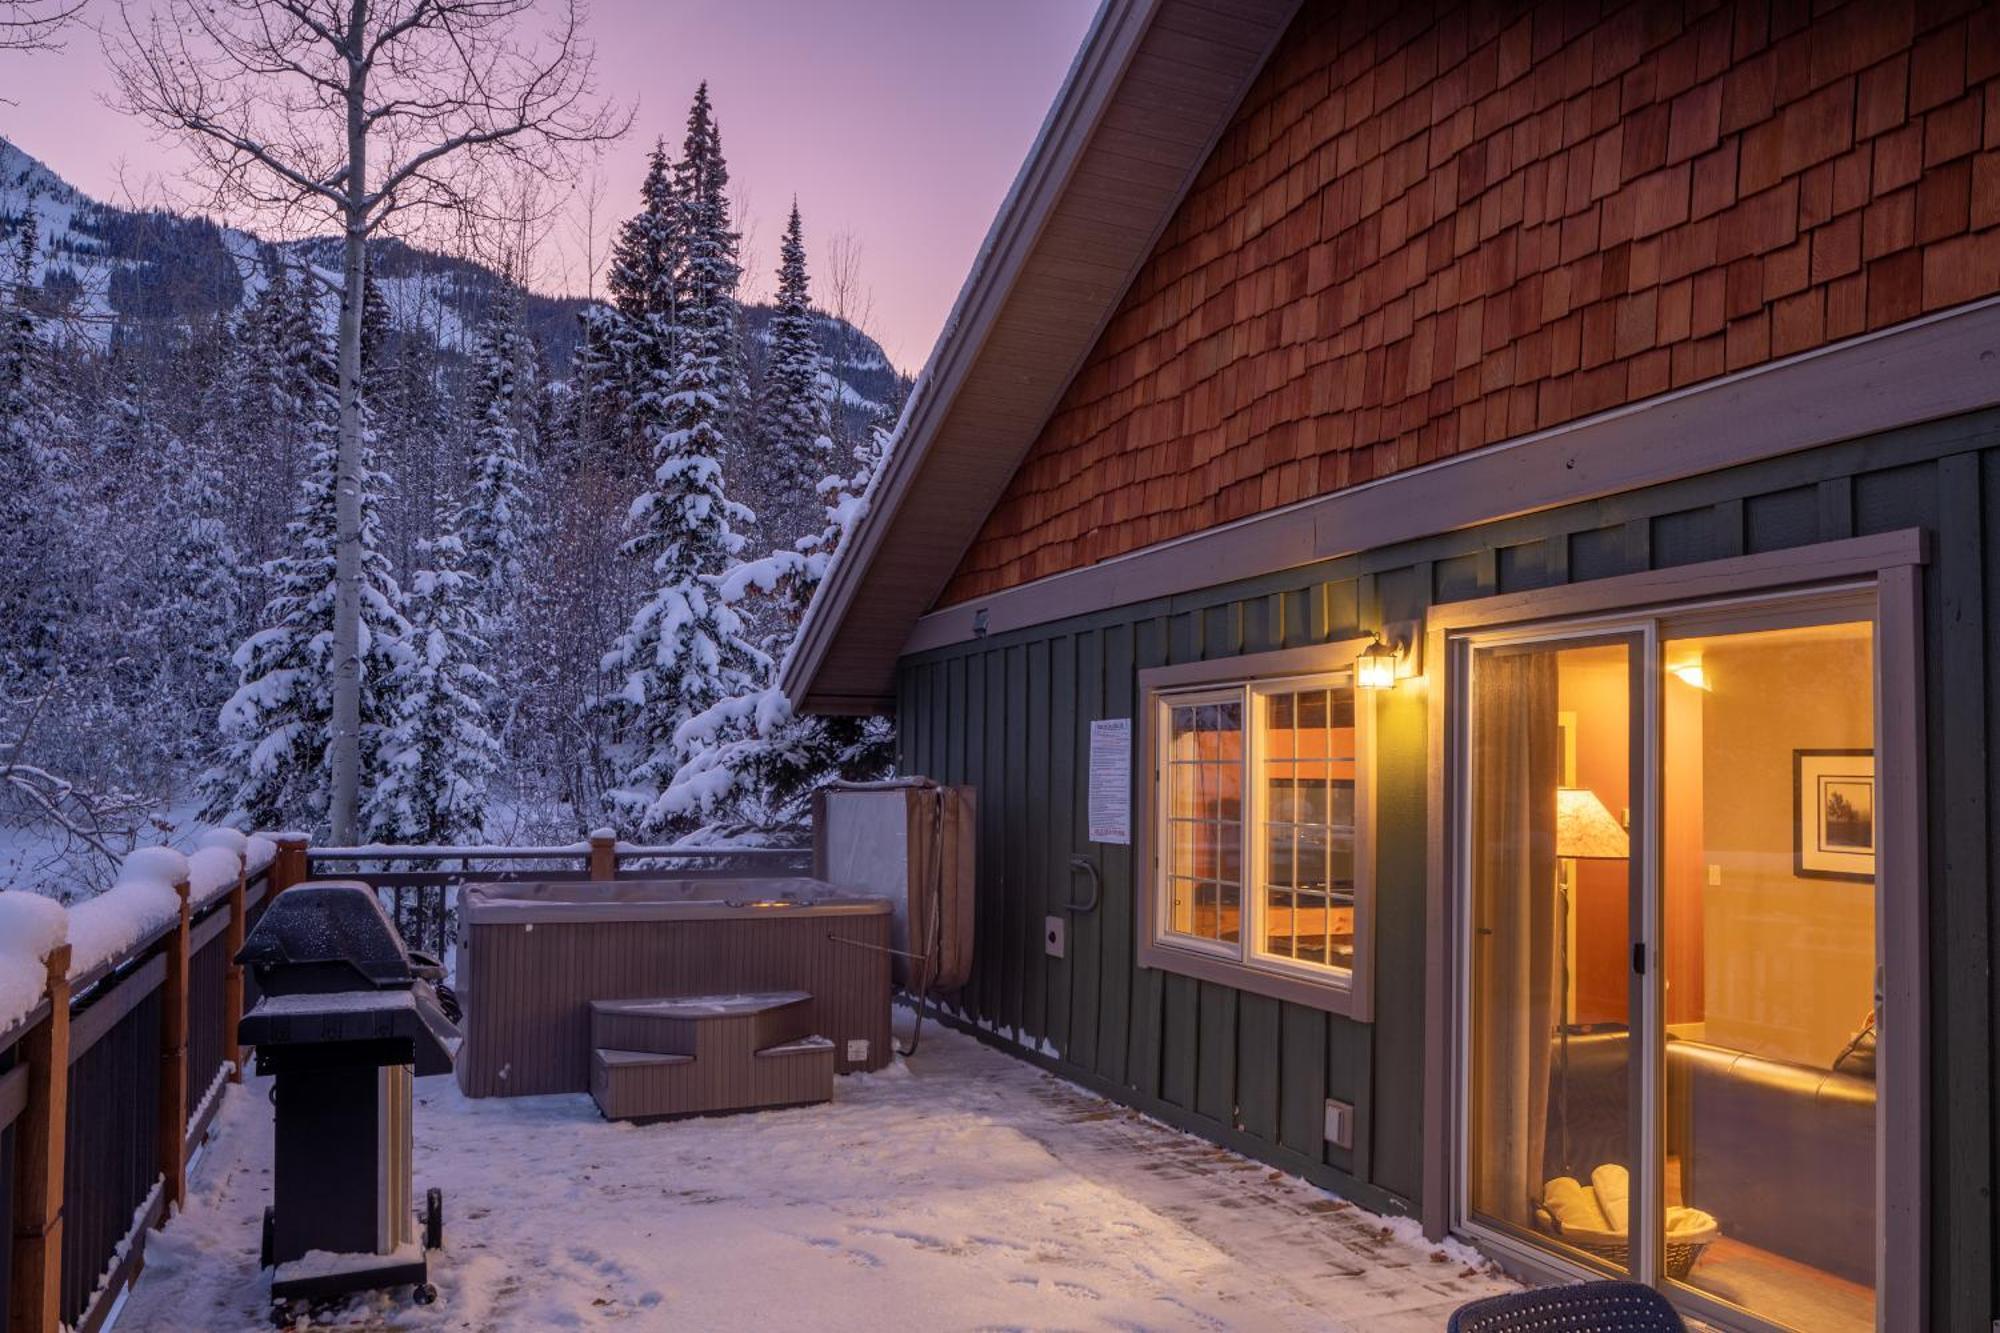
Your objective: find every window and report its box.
[1138,640,1378,1016]
[1256,684,1357,971]
[1162,693,1243,945]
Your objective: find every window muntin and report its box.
[1154,672,1361,982]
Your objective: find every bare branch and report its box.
[0,692,153,881]
[0,0,86,52]
[105,0,632,245]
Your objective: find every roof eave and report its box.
[783,0,1301,715]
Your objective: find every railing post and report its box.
[224,852,248,1083]
[270,834,309,895]
[8,943,71,1333]
[589,830,617,881]
[157,878,192,1222]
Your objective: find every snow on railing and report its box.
[1,828,275,1029]
[0,889,67,1033]
[0,824,274,1332]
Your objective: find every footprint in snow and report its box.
[801,1235,882,1269]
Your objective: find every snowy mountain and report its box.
[0,135,901,409]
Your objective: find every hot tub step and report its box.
[591,991,815,1057]
[589,1032,832,1122]
[594,1048,694,1068]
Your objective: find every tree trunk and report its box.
[327,0,369,844]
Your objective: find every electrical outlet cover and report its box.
[1324,1098,1354,1149]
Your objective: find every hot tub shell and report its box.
[454,878,892,1098]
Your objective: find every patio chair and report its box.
[1447,1280,1687,1332]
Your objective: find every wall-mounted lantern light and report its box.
[1356,636,1399,690]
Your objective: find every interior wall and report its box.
[1558,649,1633,1027]
[1696,632,1875,1068]
[1660,675,1707,1029]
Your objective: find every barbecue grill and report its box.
[236,880,457,1315]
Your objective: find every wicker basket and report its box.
[1534,1205,1717,1280]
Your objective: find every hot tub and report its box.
[454,879,892,1098]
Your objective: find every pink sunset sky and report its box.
[0,0,1101,371]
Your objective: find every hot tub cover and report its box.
[460,878,890,925]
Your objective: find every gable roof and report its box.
[781,0,1303,714]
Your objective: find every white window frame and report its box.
[1137,638,1380,1019]
[1153,685,1249,962]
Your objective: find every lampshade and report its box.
[1556,787,1628,859]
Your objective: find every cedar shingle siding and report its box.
[943,0,2000,605]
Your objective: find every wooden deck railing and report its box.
[1,847,279,1333]
[0,831,810,1331]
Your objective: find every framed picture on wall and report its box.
[1794,748,1875,882]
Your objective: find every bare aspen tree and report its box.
[824,231,871,332]
[568,165,609,300]
[108,0,627,841]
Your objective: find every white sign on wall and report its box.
[1088,718,1133,844]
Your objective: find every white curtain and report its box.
[1468,648,1560,1230]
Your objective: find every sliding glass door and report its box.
[1456,595,1881,1332]
[1656,611,1876,1331]
[1465,634,1642,1274]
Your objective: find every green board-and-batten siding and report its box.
[895,404,2000,1326]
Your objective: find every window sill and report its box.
[1138,933,1371,1019]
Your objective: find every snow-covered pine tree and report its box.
[658,391,898,836]
[204,262,410,834]
[144,428,247,764]
[87,360,149,515]
[454,285,537,750]
[379,290,455,579]
[0,213,76,690]
[457,286,533,626]
[604,90,764,837]
[608,137,681,331]
[569,303,626,473]
[604,137,681,461]
[755,200,835,548]
[364,526,498,844]
[670,83,756,531]
[221,261,317,562]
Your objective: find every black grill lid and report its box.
[236,881,414,991]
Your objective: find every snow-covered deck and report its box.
[120,1015,1514,1330]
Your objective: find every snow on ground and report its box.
[120,1015,1512,1332]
